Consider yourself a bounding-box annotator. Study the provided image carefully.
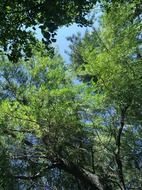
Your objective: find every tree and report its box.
[0,0,97,62]
[0,1,141,190]
[0,48,111,189]
[69,1,142,189]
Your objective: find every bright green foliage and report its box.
[0,49,95,189]
[69,1,142,189]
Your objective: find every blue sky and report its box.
[36,5,101,64]
[55,24,90,63]
[35,23,89,63]
[55,7,101,63]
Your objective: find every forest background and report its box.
[0,0,141,190]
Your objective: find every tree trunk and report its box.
[52,156,112,190]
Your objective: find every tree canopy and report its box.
[0,0,142,190]
[0,0,97,62]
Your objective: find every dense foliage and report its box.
[0,0,97,62]
[0,1,141,190]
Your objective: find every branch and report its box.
[51,156,111,190]
[13,165,50,180]
[115,105,129,190]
